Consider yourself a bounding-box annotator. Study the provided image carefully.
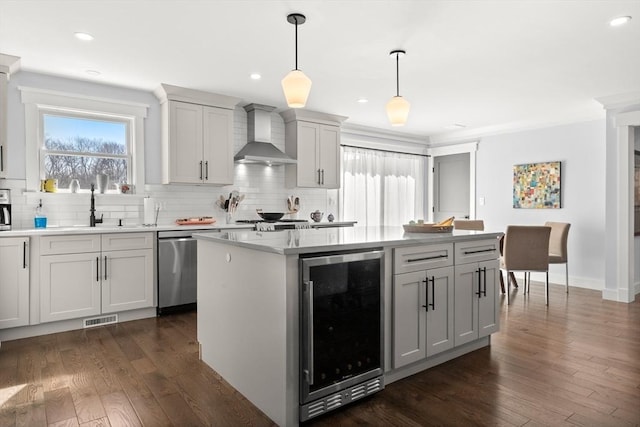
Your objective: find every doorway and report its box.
[433,153,470,222]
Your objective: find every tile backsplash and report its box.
[2,109,338,229]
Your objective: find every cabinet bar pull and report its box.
[421,278,429,311]
[429,277,436,310]
[23,241,27,269]
[407,254,447,263]
[104,256,108,280]
[199,161,203,180]
[205,161,209,180]
[475,268,482,296]
[317,169,321,185]
[0,146,3,171]
[303,280,315,385]
[320,169,325,185]
[96,257,100,282]
[463,248,496,255]
[482,267,487,297]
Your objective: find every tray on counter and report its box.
[175,217,216,226]
[403,224,453,233]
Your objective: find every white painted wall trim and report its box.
[341,123,428,155]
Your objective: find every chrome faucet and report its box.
[90,184,103,227]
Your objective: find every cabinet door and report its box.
[393,270,427,368]
[202,106,234,185]
[0,237,29,328]
[453,262,480,346]
[296,121,321,187]
[478,259,500,338]
[102,249,154,313]
[0,72,7,178]
[169,101,204,183]
[40,253,101,322]
[318,124,340,188]
[426,266,455,357]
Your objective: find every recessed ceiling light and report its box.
[610,16,632,27]
[74,32,94,41]
[357,98,368,104]
[85,69,101,76]
[250,73,261,80]
[444,123,467,130]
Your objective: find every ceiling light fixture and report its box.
[85,69,101,76]
[281,13,312,108]
[386,49,410,126]
[250,73,262,80]
[74,32,94,41]
[357,98,369,104]
[610,16,632,26]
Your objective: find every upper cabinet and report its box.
[0,53,21,179]
[280,109,347,189]
[155,84,240,185]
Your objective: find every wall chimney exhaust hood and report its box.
[234,103,296,165]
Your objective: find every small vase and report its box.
[69,179,80,193]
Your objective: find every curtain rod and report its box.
[341,144,430,158]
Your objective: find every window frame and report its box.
[20,86,148,193]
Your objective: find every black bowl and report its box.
[257,212,285,221]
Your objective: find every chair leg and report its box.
[565,262,569,294]
[499,271,505,294]
[545,271,549,305]
[509,272,518,288]
[507,271,511,305]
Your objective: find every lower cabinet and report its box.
[393,266,454,368]
[0,237,30,329]
[39,233,154,323]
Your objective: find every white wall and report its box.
[475,120,606,289]
[2,71,333,228]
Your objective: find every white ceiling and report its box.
[1,0,639,143]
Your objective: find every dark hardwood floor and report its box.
[1,283,639,426]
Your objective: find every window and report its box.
[20,86,148,193]
[41,112,131,191]
[340,145,426,226]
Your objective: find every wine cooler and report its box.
[299,249,385,421]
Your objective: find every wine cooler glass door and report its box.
[300,250,384,404]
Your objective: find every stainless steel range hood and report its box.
[234,103,296,165]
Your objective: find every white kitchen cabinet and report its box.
[0,54,19,178]
[39,233,154,322]
[392,244,455,369]
[453,239,500,347]
[0,237,30,328]
[280,109,347,189]
[156,84,240,185]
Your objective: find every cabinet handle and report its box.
[482,267,487,297]
[96,257,100,282]
[463,248,496,255]
[421,278,429,311]
[23,241,27,269]
[407,254,447,263]
[303,280,315,385]
[430,276,436,310]
[321,169,325,185]
[0,146,3,172]
[199,161,203,180]
[104,256,108,280]
[205,161,209,180]
[317,169,321,185]
[475,268,482,297]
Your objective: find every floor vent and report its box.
[83,314,118,328]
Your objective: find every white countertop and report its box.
[194,226,503,255]
[0,223,254,237]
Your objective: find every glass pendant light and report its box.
[386,49,410,126]
[282,13,312,108]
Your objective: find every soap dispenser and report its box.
[34,199,47,228]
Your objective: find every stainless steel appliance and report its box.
[0,189,11,231]
[299,249,385,421]
[157,229,202,315]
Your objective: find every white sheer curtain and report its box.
[340,146,426,226]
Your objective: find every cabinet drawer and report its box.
[40,234,101,255]
[394,243,453,274]
[455,239,500,265]
[102,232,154,251]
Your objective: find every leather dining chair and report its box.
[545,221,571,293]
[500,225,551,305]
[453,219,485,230]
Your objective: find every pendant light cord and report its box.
[294,17,299,70]
[395,52,400,96]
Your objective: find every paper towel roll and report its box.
[143,197,156,225]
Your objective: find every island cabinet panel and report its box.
[393,243,455,369]
[39,233,154,322]
[453,239,500,347]
[0,237,30,329]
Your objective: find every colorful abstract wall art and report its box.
[513,161,561,209]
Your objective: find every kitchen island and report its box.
[195,226,503,426]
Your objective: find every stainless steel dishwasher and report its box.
[157,229,202,315]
